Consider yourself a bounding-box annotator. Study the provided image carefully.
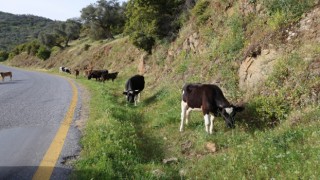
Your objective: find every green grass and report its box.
[66,1,320,179]
[71,72,320,179]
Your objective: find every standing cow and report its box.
[180,83,244,134]
[87,70,108,81]
[123,75,145,106]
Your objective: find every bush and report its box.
[263,0,314,21]
[250,93,290,127]
[268,10,287,30]
[192,0,210,16]
[192,0,210,25]
[130,32,155,54]
[84,44,91,51]
[0,51,9,61]
[36,46,51,60]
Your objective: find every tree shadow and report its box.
[107,94,166,164]
[142,88,167,106]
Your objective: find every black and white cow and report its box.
[123,75,145,106]
[180,83,244,134]
[59,67,71,74]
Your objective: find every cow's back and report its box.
[125,75,145,91]
[204,84,230,108]
[182,83,230,109]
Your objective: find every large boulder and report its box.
[239,49,279,91]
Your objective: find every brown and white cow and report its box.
[180,83,244,134]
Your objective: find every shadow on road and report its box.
[0,166,72,180]
[0,80,25,85]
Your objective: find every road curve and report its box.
[0,65,82,180]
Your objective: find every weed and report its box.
[268,10,287,30]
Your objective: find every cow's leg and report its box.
[137,93,141,103]
[186,108,192,125]
[180,100,188,132]
[203,114,210,133]
[209,114,215,134]
[134,95,137,106]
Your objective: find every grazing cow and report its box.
[123,75,145,106]
[75,69,80,79]
[59,67,71,74]
[88,70,108,81]
[100,72,119,82]
[0,72,12,82]
[180,83,244,134]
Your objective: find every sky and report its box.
[0,0,127,21]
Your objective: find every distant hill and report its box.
[0,11,60,51]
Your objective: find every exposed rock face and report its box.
[138,53,148,75]
[167,32,201,61]
[239,6,320,91]
[298,7,320,42]
[182,32,200,54]
[239,49,279,91]
[285,6,320,43]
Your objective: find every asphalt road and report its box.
[0,65,82,180]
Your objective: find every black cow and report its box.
[88,70,108,81]
[100,72,119,82]
[180,83,244,134]
[123,75,145,106]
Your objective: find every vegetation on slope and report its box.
[3,0,320,179]
[0,11,57,51]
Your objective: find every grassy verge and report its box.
[72,73,320,179]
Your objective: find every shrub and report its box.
[84,44,90,51]
[192,0,210,25]
[0,51,9,61]
[268,10,287,30]
[263,0,314,22]
[192,0,210,16]
[250,93,290,127]
[36,46,51,60]
[130,32,155,54]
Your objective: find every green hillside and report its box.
[4,0,320,179]
[0,11,58,51]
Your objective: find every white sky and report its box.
[0,0,127,21]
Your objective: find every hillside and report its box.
[5,0,320,179]
[0,11,59,51]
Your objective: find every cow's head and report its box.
[87,74,92,80]
[220,105,244,128]
[123,90,140,103]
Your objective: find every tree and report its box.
[125,0,183,54]
[36,46,51,60]
[38,32,63,49]
[38,20,81,49]
[55,20,81,47]
[81,0,126,40]
[0,50,9,61]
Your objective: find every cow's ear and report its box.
[123,91,128,95]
